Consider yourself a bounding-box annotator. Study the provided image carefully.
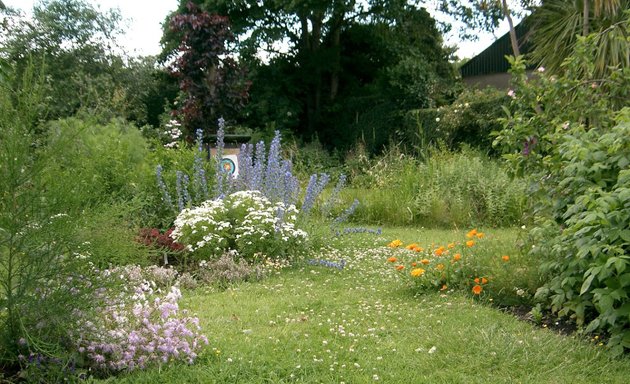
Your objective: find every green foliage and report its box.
[343,145,527,228]
[402,87,508,155]
[1,1,170,126]
[494,29,630,354]
[44,117,150,206]
[530,0,630,78]
[0,62,96,368]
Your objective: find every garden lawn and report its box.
[100,228,630,383]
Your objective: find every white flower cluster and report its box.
[170,199,231,254]
[228,190,307,245]
[171,190,308,260]
[164,120,182,148]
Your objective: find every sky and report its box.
[4,0,521,60]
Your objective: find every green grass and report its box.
[98,228,630,383]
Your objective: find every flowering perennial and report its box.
[171,190,307,260]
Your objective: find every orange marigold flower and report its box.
[413,246,424,252]
[396,265,405,271]
[387,256,398,263]
[447,243,456,249]
[411,262,418,267]
[405,243,419,250]
[440,284,448,291]
[453,253,462,262]
[472,285,483,295]
[434,246,446,256]
[502,255,510,262]
[436,263,445,271]
[474,277,480,284]
[388,239,403,248]
[476,232,485,239]
[410,268,425,277]
[421,259,430,265]
[481,277,488,284]
[466,229,478,239]
[466,240,475,248]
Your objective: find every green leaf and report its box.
[620,230,630,242]
[580,274,595,295]
[619,273,630,287]
[598,294,614,313]
[585,318,600,333]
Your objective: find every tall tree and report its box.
[0,0,168,125]
[165,1,250,137]
[163,0,416,139]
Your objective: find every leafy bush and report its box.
[412,148,527,227]
[494,30,630,354]
[0,63,99,369]
[44,117,150,205]
[402,87,508,154]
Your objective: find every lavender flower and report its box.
[300,174,319,216]
[156,165,174,211]
[322,174,346,217]
[252,141,266,191]
[193,129,208,201]
[282,160,299,207]
[215,118,226,198]
[300,173,330,217]
[175,171,188,211]
[333,199,359,224]
[263,131,283,202]
[335,226,382,236]
[307,259,346,270]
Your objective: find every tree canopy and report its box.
[161,1,463,150]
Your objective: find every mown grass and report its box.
[98,228,630,383]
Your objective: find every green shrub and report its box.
[0,63,98,368]
[494,30,630,354]
[343,145,527,228]
[401,87,508,155]
[412,147,527,228]
[44,117,150,207]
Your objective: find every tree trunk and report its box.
[502,0,520,57]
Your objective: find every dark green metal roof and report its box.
[460,19,533,77]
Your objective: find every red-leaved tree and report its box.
[169,1,250,137]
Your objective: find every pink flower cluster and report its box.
[72,266,208,372]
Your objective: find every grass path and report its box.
[106,229,630,383]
